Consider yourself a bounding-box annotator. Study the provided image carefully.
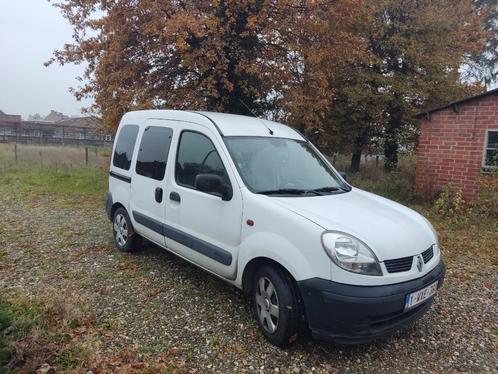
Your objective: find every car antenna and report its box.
[238,98,274,135]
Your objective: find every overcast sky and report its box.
[0,0,92,119]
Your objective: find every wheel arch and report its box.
[110,202,126,220]
[241,257,296,294]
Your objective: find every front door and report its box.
[164,126,242,280]
[130,121,174,246]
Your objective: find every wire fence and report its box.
[0,142,111,169]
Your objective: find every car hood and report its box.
[271,188,435,261]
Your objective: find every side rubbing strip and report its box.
[162,224,232,266]
[109,171,131,183]
[132,211,232,266]
[133,211,163,235]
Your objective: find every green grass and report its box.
[0,167,107,196]
[0,299,14,368]
[329,153,419,204]
[349,171,418,203]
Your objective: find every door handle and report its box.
[155,187,163,203]
[169,191,181,202]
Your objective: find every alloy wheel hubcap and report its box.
[113,214,128,246]
[255,276,279,333]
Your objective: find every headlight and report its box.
[321,231,382,276]
[433,243,440,256]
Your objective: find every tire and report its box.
[112,207,142,252]
[252,265,306,347]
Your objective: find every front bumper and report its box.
[297,261,445,344]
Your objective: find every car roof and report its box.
[121,110,304,140]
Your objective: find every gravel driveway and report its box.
[0,187,496,373]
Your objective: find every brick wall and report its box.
[415,94,498,200]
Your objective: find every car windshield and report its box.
[225,137,348,195]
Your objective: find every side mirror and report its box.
[339,171,347,181]
[194,173,233,201]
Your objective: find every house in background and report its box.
[0,111,21,140]
[0,110,111,145]
[44,110,69,122]
[415,89,498,200]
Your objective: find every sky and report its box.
[0,0,92,119]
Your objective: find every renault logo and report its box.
[416,255,424,272]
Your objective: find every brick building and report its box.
[415,89,498,200]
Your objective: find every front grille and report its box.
[384,256,413,273]
[422,246,434,263]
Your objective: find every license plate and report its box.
[404,281,438,311]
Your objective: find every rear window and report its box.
[113,125,139,170]
[136,126,173,180]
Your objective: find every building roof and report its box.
[416,87,498,118]
[58,116,98,128]
[44,110,69,122]
[0,112,22,125]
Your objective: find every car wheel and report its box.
[253,265,306,347]
[112,207,142,252]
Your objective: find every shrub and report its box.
[346,152,417,203]
[472,172,498,219]
[433,174,498,224]
[433,182,469,224]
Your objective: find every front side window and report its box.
[136,126,173,180]
[113,125,139,170]
[484,130,498,168]
[176,131,229,188]
[225,137,347,195]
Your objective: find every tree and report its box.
[48,0,309,130]
[467,0,498,85]
[280,0,369,146]
[300,0,487,171]
[324,58,389,172]
[49,0,368,132]
[370,0,487,171]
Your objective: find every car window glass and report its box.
[136,126,173,180]
[113,125,139,170]
[176,131,229,188]
[225,137,344,192]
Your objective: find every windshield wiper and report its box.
[257,188,323,196]
[312,186,341,193]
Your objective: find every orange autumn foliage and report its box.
[48,0,366,131]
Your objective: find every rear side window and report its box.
[113,125,139,170]
[176,131,229,188]
[136,126,173,180]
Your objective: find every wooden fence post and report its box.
[85,147,89,166]
[14,143,18,162]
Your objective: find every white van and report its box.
[105,110,445,346]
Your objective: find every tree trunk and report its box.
[350,146,362,173]
[350,129,369,173]
[384,138,398,171]
[384,108,402,171]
